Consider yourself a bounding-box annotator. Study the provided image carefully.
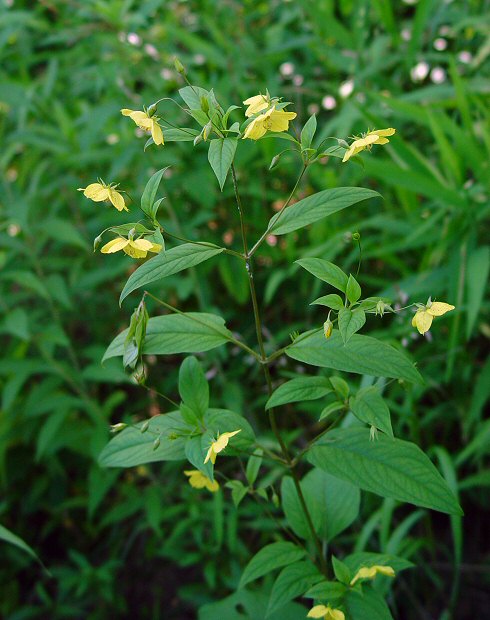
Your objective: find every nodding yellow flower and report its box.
[100,236,162,259]
[121,108,164,145]
[411,300,455,335]
[243,93,271,117]
[307,604,345,620]
[184,470,219,493]
[342,128,395,162]
[204,430,241,464]
[243,106,297,140]
[350,564,395,586]
[78,182,127,211]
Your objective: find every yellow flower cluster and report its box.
[242,93,296,140]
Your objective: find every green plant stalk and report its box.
[231,164,328,578]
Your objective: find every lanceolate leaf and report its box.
[141,168,167,216]
[208,138,238,190]
[267,187,380,236]
[265,376,332,409]
[308,428,463,515]
[296,258,349,293]
[286,330,423,384]
[239,542,306,588]
[102,313,233,362]
[266,561,323,617]
[119,244,224,303]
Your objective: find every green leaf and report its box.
[204,409,256,450]
[119,243,224,303]
[266,376,332,409]
[308,428,463,515]
[98,413,189,467]
[266,561,323,617]
[179,356,209,418]
[179,85,210,109]
[102,313,233,362]
[185,435,213,479]
[466,246,489,338]
[344,586,394,620]
[239,542,307,588]
[349,387,393,438]
[346,274,362,304]
[286,330,423,384]
[245,449,263,485]
[304,580,346,602]
[0,524,43,567]
[226,480,248,507]
[281,468,360,542]
[296,259,349,293]
[338,308,366,344]
[141,168,167,216]
[332,555,352,585]
[311,294,344,310]
[208,137,237,190]
[199,589,307,620]
[162,127,199,142]
[300,114,317,149]
[267,188,380,236]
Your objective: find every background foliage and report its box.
[1,0,489,618]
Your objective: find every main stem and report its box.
[231,165,328,577]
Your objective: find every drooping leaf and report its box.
[208,137,237,190]
[308,428,463,515]
[119,243,224,303]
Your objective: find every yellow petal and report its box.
[151,119,164,145]
[307,605,329,618]
[124,239,153,258]
[412,310,433,334]
[148,243,163,254]
[243,94,270,117]
[121,108,136,116]
[82,183,110,202]
[328,610,345,620]
[268,109,297,132]
[204,478,220,492]
[212,430,241,454]
[204,446,216,464]
[374,137,390,145]
[100,237,129,254]
[242,116,268,140]
[368,127,396,137]
[108,189,127,211]
[350,564,395,585]
[375,565,395,578]
[427,302,455,317]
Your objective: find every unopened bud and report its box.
[324,318,333,339]
[140,420,150,433]
[352,232,361,241]
[153,437,161,451]
[110,423,127,433]
[369,425,378,441]
[193,133,203,146]
[174,57,186,75]
[203,120,212,140]
[128,227,136,239]
[168,432,178,441]
[93,234,103,252]
[200,96,209,115]
[269,154,281,170]
[147,103,157,117]
[376,300,386,317]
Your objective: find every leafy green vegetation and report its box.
[1,1,488,618]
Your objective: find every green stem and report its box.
[230,164,328,577]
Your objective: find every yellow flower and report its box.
[100,236,162,259]
[78,182,127,211]
[204,430,241,464]
[411,300,455,335]
[342,128,395,162]
[350,564,395,586]
[184,470,219,493]
[243,93,270,117]
[121,108,164,145]
[307,604,345,620]
[243,106,297,140]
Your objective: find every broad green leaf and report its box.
[282,468,360,541]
[301,114,317,149]
[349,387,393,437]
[204,409,255,448]
[98,413,189,467]
[338,308,366,344]
[308,428,463,515]
[141,168,167,216]
[266,561,323,617]
[346,274,361,303]
[179,85,210,109]
[286,330,423,384]
[311,294,344,310]
[304,580,346,602]
[266,376,332,409]
[208,137,237,190]
[162,127,199,142]
[267,188,380,236]
[179,356,209,418]
[239,542,306,588]
[102,313,233,362]
[297,259,349,293]
[344,586,394,620]
[119,243,224,303]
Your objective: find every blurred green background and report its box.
[1,1,489,618]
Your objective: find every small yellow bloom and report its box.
[350,564,395,586]
[78,182,127,211]
[411,300,455,335]
[100,236,162,259]
[121,108,164,145]
[204,430,241,464]
[243,94,270,117]
[243,106,297,140]
[342,128,395,162]
[184,470,219,493]
[307,604,345,620]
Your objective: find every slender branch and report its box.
[231,164,328,577]
[248,164,308,257]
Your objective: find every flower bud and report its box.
[203,120,213,141]
[174,57,186,75]
[193,133,203,146]
[153,437,161,451]
[376,300,386,317]
[93,234,103,252]
[140,420,150,433]
[269,154,281,170]
[110,423,127,433]
[200,96,210,115]
[323,318,333,339]
[147,103,158,117]
[352,232,361,241]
